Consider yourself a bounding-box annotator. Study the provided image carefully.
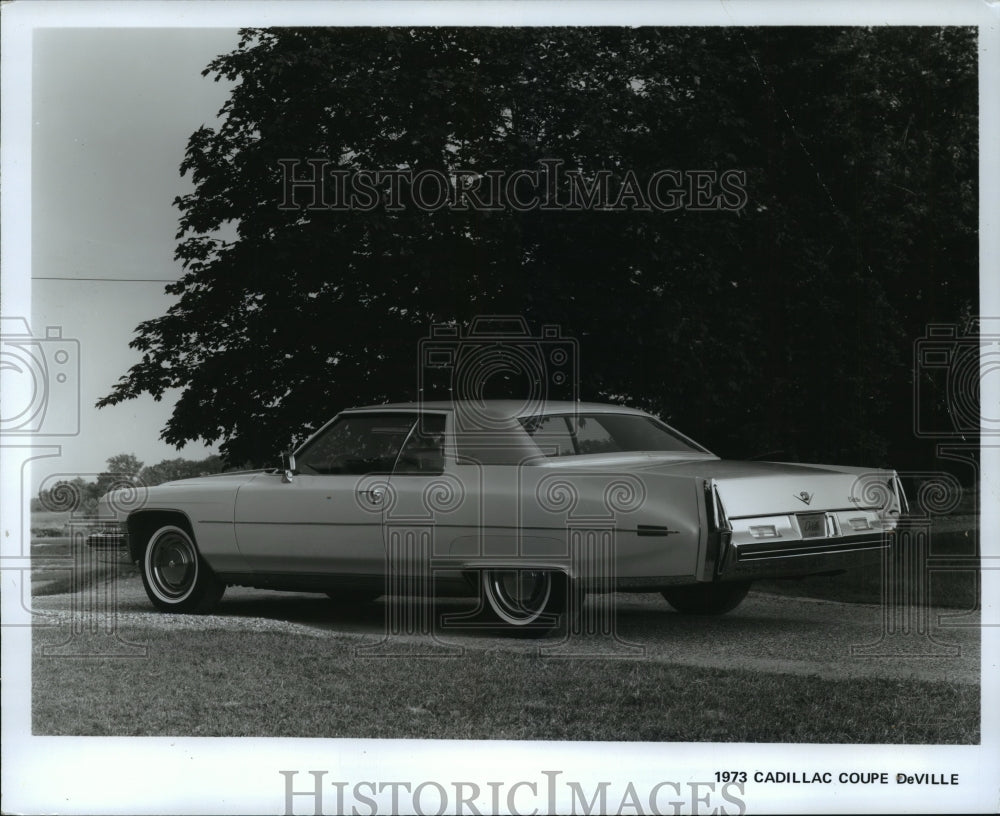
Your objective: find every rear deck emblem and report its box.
[795,491,813,505]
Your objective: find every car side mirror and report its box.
[281,452,297,483]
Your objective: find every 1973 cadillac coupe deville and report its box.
[90,401,908,632]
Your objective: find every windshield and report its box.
[518,413,706,458]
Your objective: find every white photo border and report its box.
[2,2,997,814]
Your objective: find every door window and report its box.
[296,414,417,475]
[393,413,447,474]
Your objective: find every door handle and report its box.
[358,486,386,505]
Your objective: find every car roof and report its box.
[343,400,652,418]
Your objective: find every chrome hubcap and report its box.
[148,530,197,600]
[485,570,552,625]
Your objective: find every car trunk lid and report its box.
[638,458,892,516]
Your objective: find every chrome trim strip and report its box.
[636,525,679,537]
[735,536,890,561]
[729,506,884,519]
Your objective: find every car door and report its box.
[233,412,418,578]
[384,413,559,575]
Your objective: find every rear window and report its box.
[519,413,704,457]
[453,424,545,466]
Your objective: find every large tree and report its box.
[98,27,977,469]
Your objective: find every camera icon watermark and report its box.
[0,316,80,436]
[417,315,579,433]
[850,459,981,659]
[913,318,1000,438]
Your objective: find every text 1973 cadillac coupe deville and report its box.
[90,401,907,632]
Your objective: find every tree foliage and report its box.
[98,27,977,469]
[138,454,225,487]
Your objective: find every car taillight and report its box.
[704,479,733,576]
[891,473,909,515]
[749,524,780,538]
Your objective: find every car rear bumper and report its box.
[85,526,128,551]
[716,531,893,581]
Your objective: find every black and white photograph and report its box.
[2,1,998,814]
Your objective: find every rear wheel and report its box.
[482,569,574,635]
[141,525,224,613]
[661,581,751,615]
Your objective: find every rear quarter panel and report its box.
[430,464,704,583]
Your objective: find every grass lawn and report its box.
[30,510,75,537]
[31,627,979,743]
[28,511,981,743]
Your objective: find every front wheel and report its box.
[661,581,751,615]
[141,525,224,613]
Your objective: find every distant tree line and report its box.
[33,452,226,514]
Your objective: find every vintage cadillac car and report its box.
[90,401,907,631]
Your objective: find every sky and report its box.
[27,28,239,489]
